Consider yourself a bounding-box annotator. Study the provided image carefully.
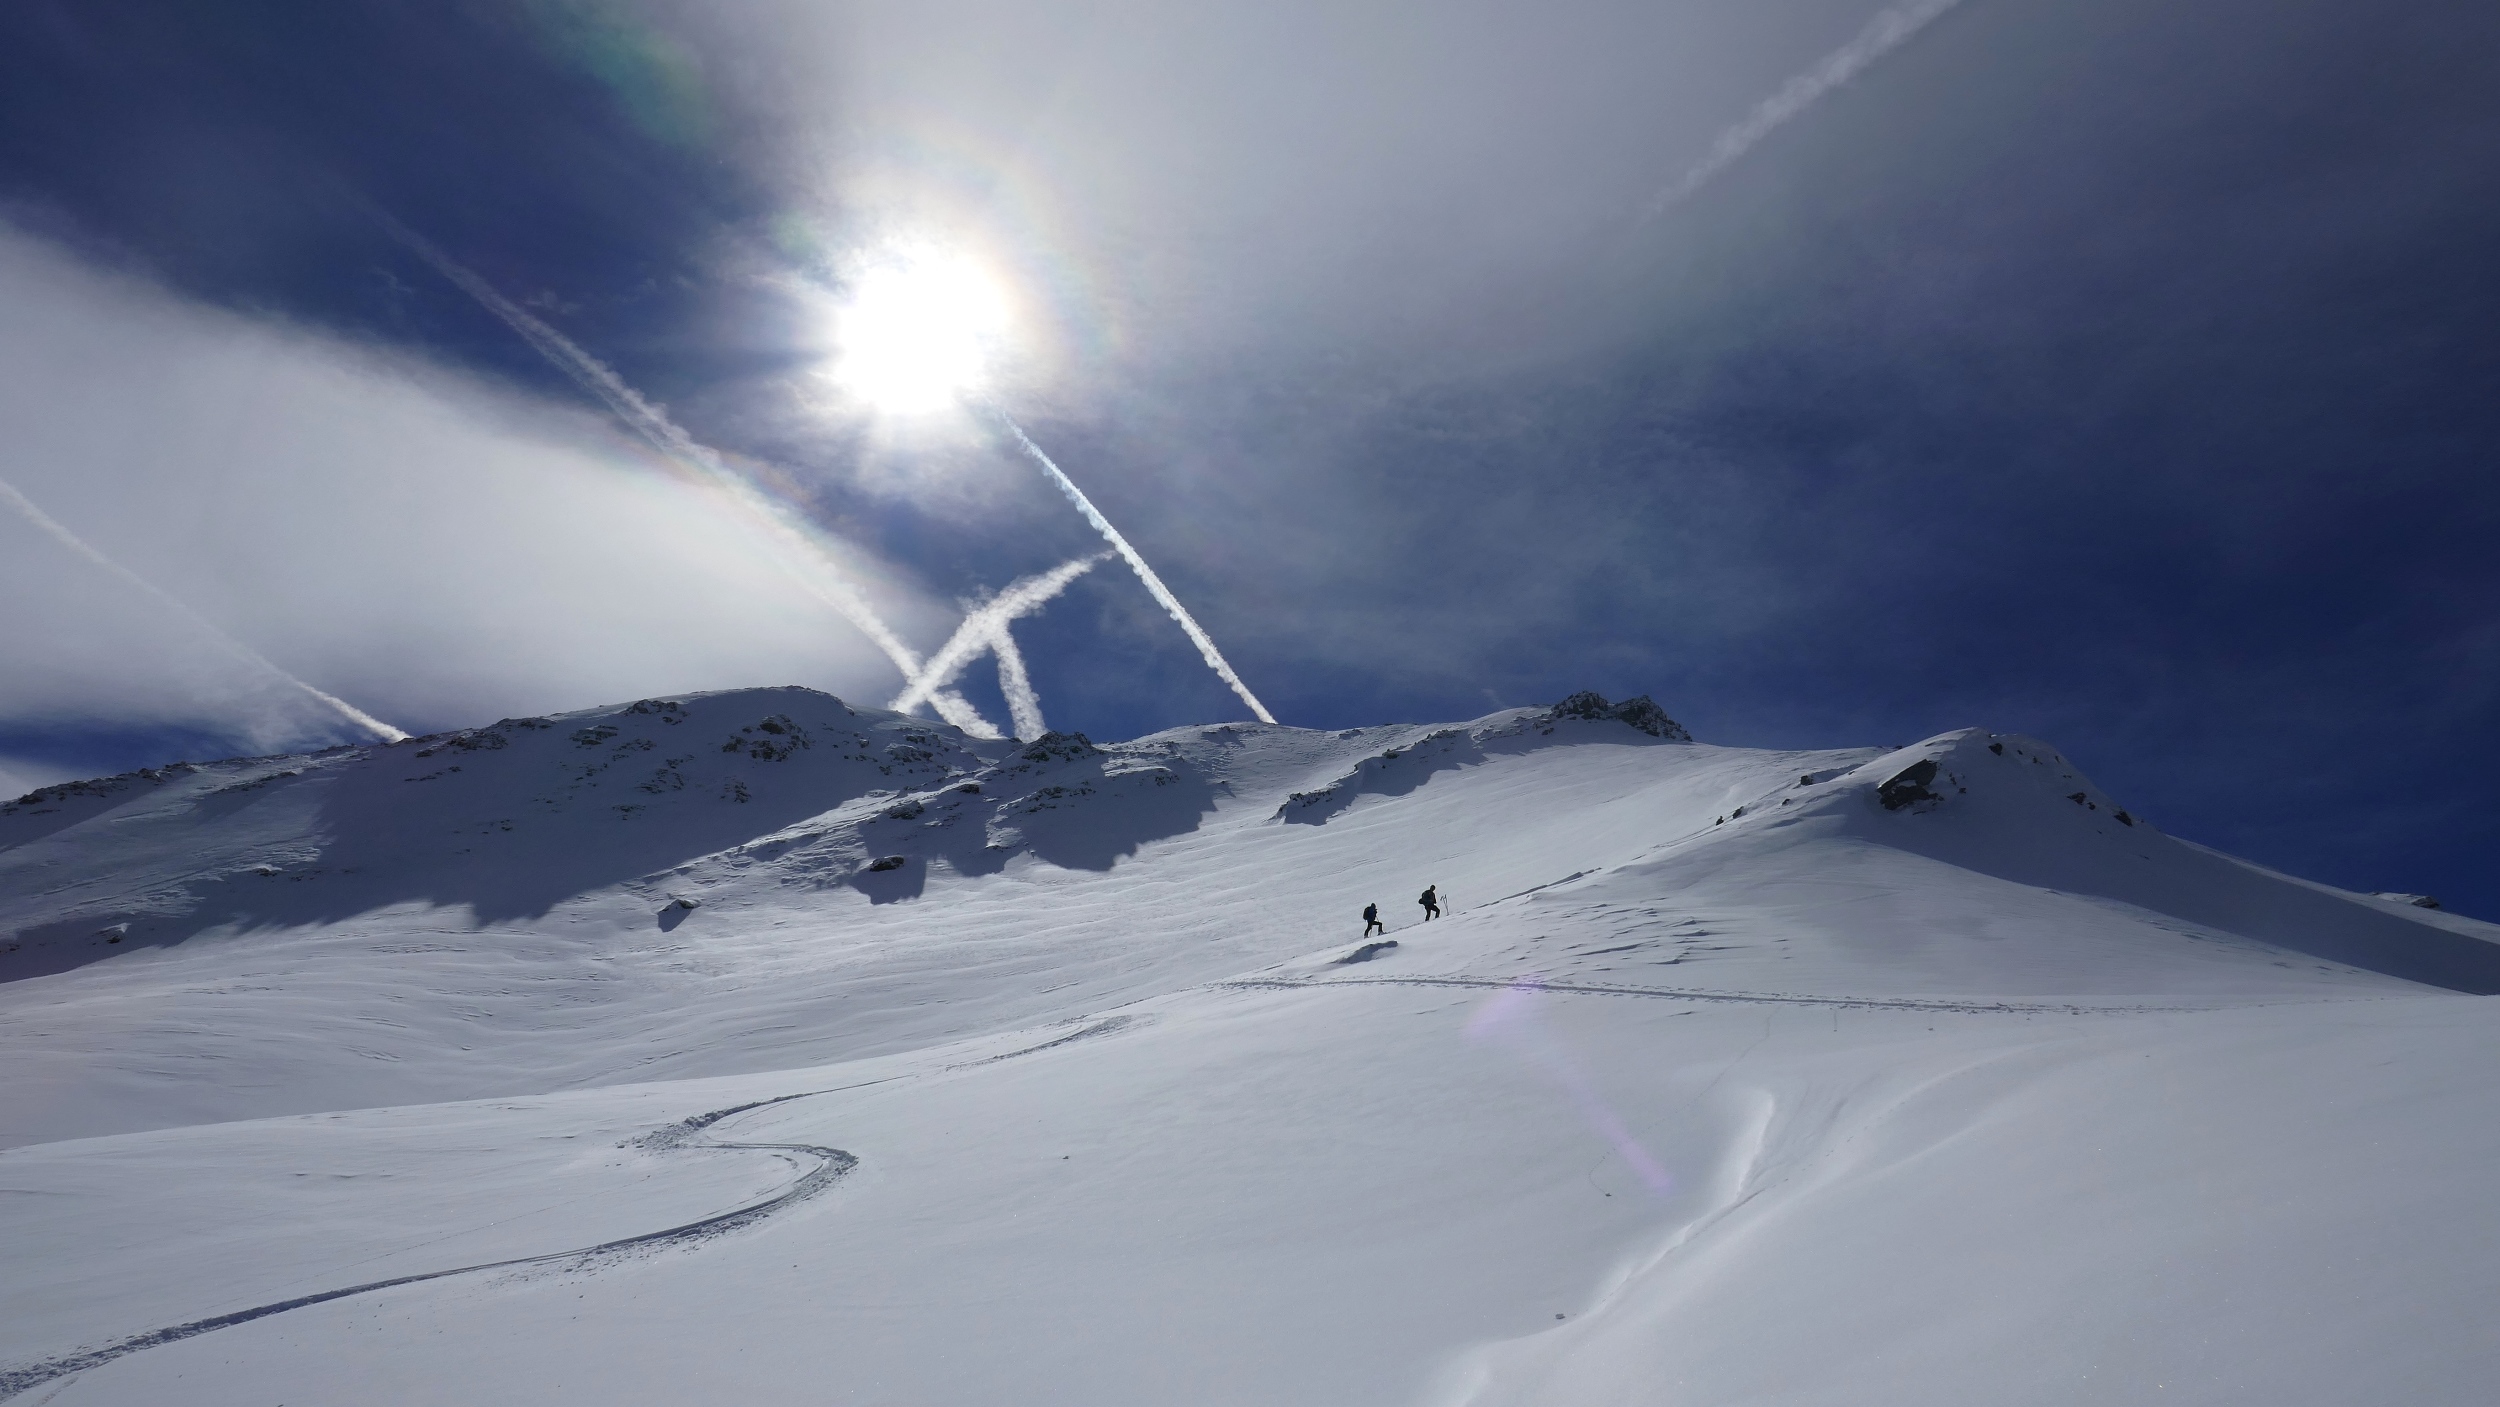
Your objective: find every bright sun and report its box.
[825,246,1011,416]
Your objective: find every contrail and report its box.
[382,217,1000,737]
[1644,0,1965,218]
[891,553,1107,721]
[994,415,1277,724]
[0,474,408,743]
[986,619,1045,741]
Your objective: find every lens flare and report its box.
[826,247,1010,415]
[1468,980,1675,1195]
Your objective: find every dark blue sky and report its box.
[2,0,2495,915]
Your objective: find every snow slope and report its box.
[4,689,2496,1403]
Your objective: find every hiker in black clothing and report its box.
[1419,884,1441,920]
[1363,903,1384,937]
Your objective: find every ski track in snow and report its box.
[1225,973,2281,1016]
[0,1008,1160,1400]
[0,1088,872,1402]
[8,695,2497,1404]
[949,1014,1139,1069]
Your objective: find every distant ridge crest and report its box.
[1549,691,1692,741]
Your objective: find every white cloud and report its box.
[0,226,956,749]
[673,0,1896,381]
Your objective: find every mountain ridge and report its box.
[7,689,2500,1405]
[3,684,2491,1152]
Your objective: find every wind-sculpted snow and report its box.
[3,690,2495,1151]
[6,692,2500,1404]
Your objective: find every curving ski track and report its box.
[1223,973,2224,1015]
[0,1088,867,1402]
[951,1015,1137,1069]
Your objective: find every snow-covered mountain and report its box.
[5,688,2497,1404]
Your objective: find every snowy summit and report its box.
[4,687,2498,1404]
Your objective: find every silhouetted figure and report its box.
[1420,885,1441,920]
[1363,903,1384,937]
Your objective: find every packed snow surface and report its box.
[3,687,2496,1404]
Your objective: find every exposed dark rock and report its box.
[1550,691,1612,720]
[636,760,691,794]
[1277,787,1337,816]
[1019,732,1099,764]
[726,716,811,761]
[1548,692,1693,741]
[864,855,908,873]
[1988,742,2004,755]
[1608,696,1691,740]
[1878,759,1941,811]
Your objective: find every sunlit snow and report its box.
[4,690,2496,1404]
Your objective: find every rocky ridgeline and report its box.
[1546,691,1693,740]
[1277,691,1692,822]
[6,764,199,812]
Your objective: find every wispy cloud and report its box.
[380,215,1003,735]
[0,473,405,742]
[1645,0,1966,218]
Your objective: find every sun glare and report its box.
[825,247,1010,416]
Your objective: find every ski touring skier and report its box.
[1363,903,1384,937]
[1419,884,1441,921]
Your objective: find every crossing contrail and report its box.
[986,618,1046,741]
[1644,0,1966,218]
[0,474,407,743]
[385,218,1002,738]
[994,416,1277,725]
[891,554,1107,723]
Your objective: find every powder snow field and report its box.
[3,688,2497,1403]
